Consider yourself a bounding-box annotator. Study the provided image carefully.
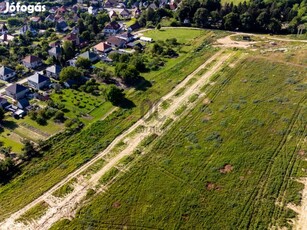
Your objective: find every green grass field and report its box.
[144,28,207,43]
[0,28,221,220]
[50,89,105,119]
[52,56,307,229]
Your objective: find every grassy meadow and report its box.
[0,28,221,220]
[51,56,307,229]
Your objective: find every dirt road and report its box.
[0,49,236,229]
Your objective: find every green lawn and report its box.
[93,62,115,72]
[55,57,307,229]
[0,28,221,220]
[143,28,208,44]
[0,130,23,153]
[2,115,63,143]
[50,89,108,121]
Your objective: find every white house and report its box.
[0,66,16,81]
[104,21,121,35]
[28,73,50,90]
[45,65,62,79]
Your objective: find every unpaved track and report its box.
[0,49,234,229]
[294,178,307,230]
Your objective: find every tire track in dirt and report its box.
[0,50,234,230]
[236,96,306,228]
[271,115,306,226]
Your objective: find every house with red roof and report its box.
[22,55,42,69]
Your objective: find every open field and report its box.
[51,54,307,229]
[1,48,234,229]
[0,28,221,221]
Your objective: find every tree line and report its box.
[138,0,306,34]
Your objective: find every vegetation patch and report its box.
[58,57,307,229]
[17,201,49,224]
[52,183,74,198]
[98,168,120,185]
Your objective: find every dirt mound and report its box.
[203,98,212,105]
[112,201,121,208]
[220,164,233,174]
[206,182,222,191]
[206,182,215,190]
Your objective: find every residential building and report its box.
[128,21,141,32]
[78,51,99,62]
[104,21,121,35]
[0,33,14,44]
[92,42,112,54]
[109,10,118,19]
[104,0,118,8]
[116,32,134,42]
[56,19,69,32]
[17,98,30,109]
[64,33,80,46]
[0,66,16,81]
[106,36,126,48]
[48,46,62,59]
[45,14,56,23]
[45,65,62,79]
[0,97,10,110]
[22,55,42,69]
[19,25,36,35]
[6,84,29,100]
[120,9,130,19]
[0,23,8,35]
[28,72,50,90]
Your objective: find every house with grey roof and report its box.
[6,84,29,100]
[28,73,50,90]
[19,25,36,35]
[45,65,62,79]
[17,98,30,109]
[0,23,8,35]
[56,20,69,32]
[120,9,131,19]
[0,66,16,81]
[48,46,62,59]
[0,97,10,110]
[78,51,99,62]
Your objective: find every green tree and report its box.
[62,41,75,60]
[106,85,124,104]
[22,140,36,160]
[75,57,92,70]
[223,12,239,30]
[0,108,5,122]
[59,66,82,83]
[115,63,140,85]
[193,8,209,27]
[53,111,65,122]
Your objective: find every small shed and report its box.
[140,36,153,42]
